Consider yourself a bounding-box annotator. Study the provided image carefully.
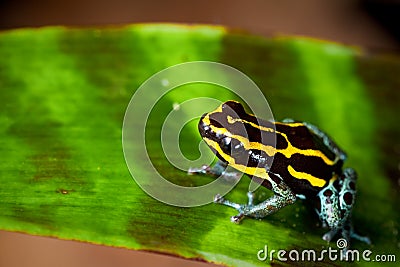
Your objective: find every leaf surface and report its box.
[0,25,399,266]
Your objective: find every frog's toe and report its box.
[322,229,338,242]
[213,194,224,203]
[351,232,371,245]
[214,194,242,210]
[231,213,245,224]
[187,165,211,175]
[342,224,371,245]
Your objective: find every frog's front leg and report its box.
[188,159,241,181]
[214,176,297,223]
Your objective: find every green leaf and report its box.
[0,25,399,266]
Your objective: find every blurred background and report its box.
[0,0,399,50]
[0,1,399,267]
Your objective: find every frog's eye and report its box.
[219,137,232,152]
[219,137,246,156]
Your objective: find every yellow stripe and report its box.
[227,116,275,132]
[226,116,337,165]
[274,121,305,127]
[278,137,336,165]
[287,165,326,187]
[204,137,326,187]
[203,137,271,180]
[328,175,338,185]
[202,102,332,188]
[227,117,304,130]
[207,125,277,156]
[235,136,276,156]
[202,104,223,127]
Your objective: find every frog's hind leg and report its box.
[339,168,371,245]
[188,159,241,181]
[214,174,297,223]
[319,168,371,246]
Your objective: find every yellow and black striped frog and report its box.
[190,101,370,248]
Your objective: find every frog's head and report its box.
[198,101,271,169]
[199,101,245,138]
[198,101,248,160]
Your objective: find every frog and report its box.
[189,100,370,249]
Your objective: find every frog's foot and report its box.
[350,232,371,245]
[188,160,241,181]
[214,181,296,224]
[341,224,371,245]
[322,225,371,260]
[322,228,338,242]
[323,225,371,248]
[214,192,256,223]
[213,192,257,223]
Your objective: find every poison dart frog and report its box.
[189,100,370,248]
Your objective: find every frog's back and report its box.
[200,100,344,196]
[215,103,344,195]
[270,122,344,195]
